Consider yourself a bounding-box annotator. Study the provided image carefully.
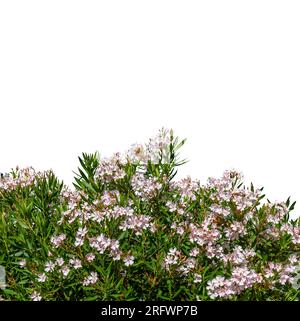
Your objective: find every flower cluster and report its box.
[123,255,135,266]
[224,222,246,240]
[131,172,163,201]
[264,261,298,286]
[170,176,200,203]
[74,227,88,247]
[89,234,119,256]
[207,267,262,299]
[189,219,222,246]
[50,234,66,248]
[160,168,299,299]
[126,128,172,165]
[119,214,156,235]
[208,170,261,211]
[0,167,53,191]
[222,246,256,265]
[95,153,126,183]
[163,248,182,270]
[94,128,173,185]
[83,272,98,286]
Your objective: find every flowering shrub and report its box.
[0,129,299,301]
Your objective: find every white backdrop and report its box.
[0,1,299,219]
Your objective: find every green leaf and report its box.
[18,221,29,230]
[289,201,296,211]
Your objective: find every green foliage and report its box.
[0,130,299,301]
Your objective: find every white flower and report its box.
[75,237,84,247]
[50,234,66,248]
[194,273,202,284]
[45,261,56,272]
[60,266,70,277]
[169,248,179,256]
[124,255,134,266]
[190,248,199,257]
[30,291,42,301]
[110,240,120,251]
[89,271,98,284]
[289,255,298,264]
[37,273,47,283]
[56,258,64,266]
[166,201,177,212]
[70,258,82,269]
[19,259,26,268]
[110,249,122,261]
[176,226,185,235]
[164,256,178,266]
[83,272,98,286]
[76,227,88,238]
[85,253,95,262]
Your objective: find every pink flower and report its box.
[110,249,122,261]
[194,273,202,284]
[69,258,82,269]
[170,176,199,203]
[83,272,98,286]
[89,234,111,253]
[207,267,262,299]
[224,222,246,241]
[45,261,56,272]
[110,240,120,251]
[60,266,70,277]
[190,248,200,257]
[50,234,66,248]
[85,253,95,262]
[95,154,126,183]
[30,291,42,301]
[131,173,163,201]
[56,258,64,266]
[119,214,152,235]
[166,201,177,212]
[37,273,47,283]
[123,255,134,266]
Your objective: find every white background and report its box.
[0,1,299,218]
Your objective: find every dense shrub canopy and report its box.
[0,129,299,301]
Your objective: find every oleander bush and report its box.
[0,129,299,301]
